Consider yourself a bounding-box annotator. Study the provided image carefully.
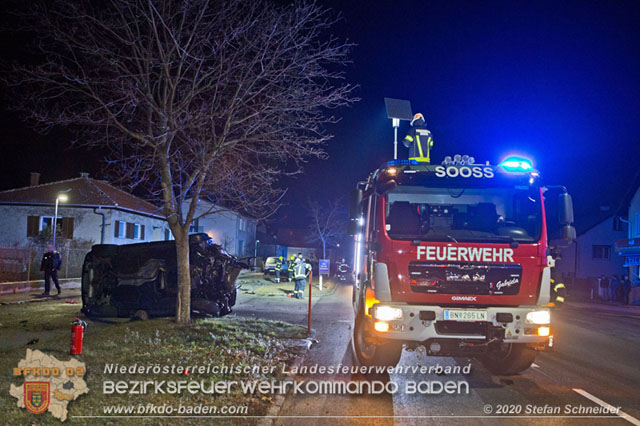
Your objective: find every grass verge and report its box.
[0,299,308,425]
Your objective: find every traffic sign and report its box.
[319,259,330,275]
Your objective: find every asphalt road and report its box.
[234,282,640,426]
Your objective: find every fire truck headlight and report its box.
[526,310,550,325]
[374,322,390,332]
[537,326,550,337]
[374,306,403,321]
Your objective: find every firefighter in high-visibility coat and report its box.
[274,256,283,283]
[287,255,296,282]
[403,113,434,163]
[293,257,312,299]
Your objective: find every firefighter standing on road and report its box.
[287,255,296,283]
[40,246,62,296]
[274,256,283,283]
[403,113,434,163]
[293,255,312,299]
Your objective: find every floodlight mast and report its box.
[384,98,413,161]
[392,118,400,159]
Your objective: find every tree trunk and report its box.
[175,232,191,324]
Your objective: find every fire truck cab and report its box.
[348,155,575,374]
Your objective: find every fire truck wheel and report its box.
[352,309,402,368]
[480,343,536,375]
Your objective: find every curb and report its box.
[257,335,314,426]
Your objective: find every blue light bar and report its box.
[386,159,421,166]
[498,156,533,172]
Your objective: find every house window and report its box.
[238,218,245,232]
[164,228,174,240]
[39,216,62,231]
[133,224,145,240]
[238,240,244,256]
[114,221,144,240]
[592,245,611,260]
[115,220,126,238]
[635,213,640,237]
[189,219,200,234]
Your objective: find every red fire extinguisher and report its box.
[70,318,87,355]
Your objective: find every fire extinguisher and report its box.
[70,318,87,355]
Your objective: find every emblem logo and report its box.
[24,382,50,415]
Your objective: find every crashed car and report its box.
[81,233,247,318]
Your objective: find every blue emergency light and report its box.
[386,159,421,166]
[498,156,533,172]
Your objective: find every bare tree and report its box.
[5,0,357,323]
[306,197,347,259]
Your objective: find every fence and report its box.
[0,245,90,283]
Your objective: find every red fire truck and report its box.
[348,155,575,374]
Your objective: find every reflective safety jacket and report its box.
[275,258,282,270]
[294,261,311,279]
[403,128,434,163]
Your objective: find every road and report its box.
[234,282,640,426]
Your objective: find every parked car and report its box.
[263,256,279,274]
[263,256,294,282]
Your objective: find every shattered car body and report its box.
[81,233,247,318]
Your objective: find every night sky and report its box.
[2,0,640,231]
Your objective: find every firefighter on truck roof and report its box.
[403,113,434,163]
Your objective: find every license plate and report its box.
[443,310,487,321]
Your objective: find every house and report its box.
[183,199,256,258]
[615,181,640,287]
[0,172,170,247]
[554,215,627,282]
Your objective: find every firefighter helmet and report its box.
[410,113,425,126]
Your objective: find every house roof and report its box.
[0,176,164,218]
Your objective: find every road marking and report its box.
[531,363,540,368]
[573,388,640,425]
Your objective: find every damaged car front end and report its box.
[81,233,247,318]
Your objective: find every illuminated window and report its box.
[40,216,62,231]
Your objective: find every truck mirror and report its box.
[561,224,576,243]
[349,189,363,221]
[347,220,360,237]
[558,193,574,225]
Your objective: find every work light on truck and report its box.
[374,306,404,321]
[526,310,551,325]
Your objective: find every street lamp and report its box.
[254,240,260,270]
[52,191,70,250]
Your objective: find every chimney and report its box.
[30,172,40,186]
[80,172,90,178]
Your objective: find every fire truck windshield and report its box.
[384,185,541,243]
